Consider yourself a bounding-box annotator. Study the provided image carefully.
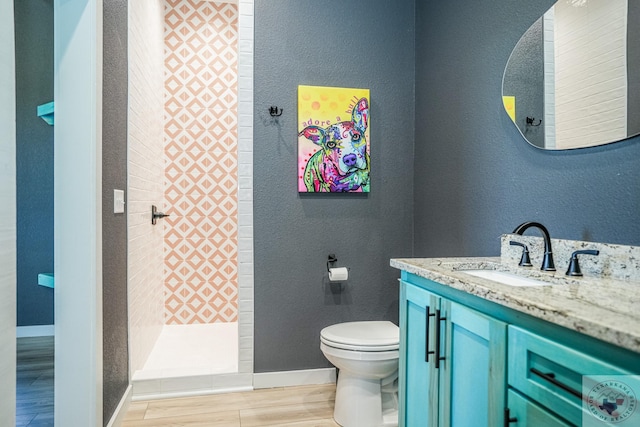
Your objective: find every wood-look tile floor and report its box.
[123,384,340,427]
[16,336,55,427]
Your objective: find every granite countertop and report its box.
[390,257,640,354]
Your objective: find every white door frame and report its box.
[0,0,17,423]
[54,0,104,425]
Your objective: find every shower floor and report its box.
[134,322,238,380]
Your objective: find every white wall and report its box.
[127,0,166,376]
[554,0,628,149]
[0,0,17,423]
[237,0,255,376]
[54,0,103,424]
[543,8,556,149]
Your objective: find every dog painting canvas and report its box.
[298,86,370,193]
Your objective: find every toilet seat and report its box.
[320,321,399,352]
[321,342,399,362]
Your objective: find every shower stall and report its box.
[127,0,254,399]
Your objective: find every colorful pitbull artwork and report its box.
[298,98,370,192]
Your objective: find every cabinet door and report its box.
[507,389,573,426]
[439,301,507,427]
[400,281,439,427]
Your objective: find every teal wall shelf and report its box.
[37,101,54,125]
[38,273,55,288]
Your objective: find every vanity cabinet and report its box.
[397,269,639,427]
[399,279,507,427]
[507,326,633,426]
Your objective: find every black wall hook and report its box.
[269,106,283,117]
[526,116,542,126]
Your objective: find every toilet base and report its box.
[333,371,398,427]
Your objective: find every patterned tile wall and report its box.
[163,0,239,324]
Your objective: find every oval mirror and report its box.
[502,0,640,150]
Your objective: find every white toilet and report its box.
[320,321,399,427]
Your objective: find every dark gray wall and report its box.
[102,0,128,424]
[414,0,640,258]
[254,0,415,373]
[14,0,54,326]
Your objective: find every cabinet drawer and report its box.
[508,326,630,425]
[507,389,572,426]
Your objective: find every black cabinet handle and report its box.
[504,408,518,427]
[425,306,435,362]
[434,309,446,369]
[530,367,582,399]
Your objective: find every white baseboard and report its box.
[132,372,254,401]
[130,369,336,401]
[16,325,55,338]
[105,384,132,427]
[253,368,336,389]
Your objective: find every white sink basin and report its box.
[461,270,552,287]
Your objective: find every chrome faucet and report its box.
[512,221,556,271]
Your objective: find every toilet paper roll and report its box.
[328,267,349,282]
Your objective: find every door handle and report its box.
[434,309,446,369]
[530,367,582,399]
[425,306,435,362]
[504,408,517,427]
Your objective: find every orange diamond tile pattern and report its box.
[163,0,238,325]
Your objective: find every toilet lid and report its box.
[320,321,399,351]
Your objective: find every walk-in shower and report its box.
[127,0,253,399]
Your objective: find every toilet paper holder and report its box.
[327,254,349,272]
[327,254,350,282]
[327,254,338,271]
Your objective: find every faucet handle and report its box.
[509,241,533,267]
[566,249,600,277]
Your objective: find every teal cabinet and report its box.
[400,281,438,426]
[442,299,507,426]
[398,270,639,427]
[507,326,633,426]
[399,280,507,427]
